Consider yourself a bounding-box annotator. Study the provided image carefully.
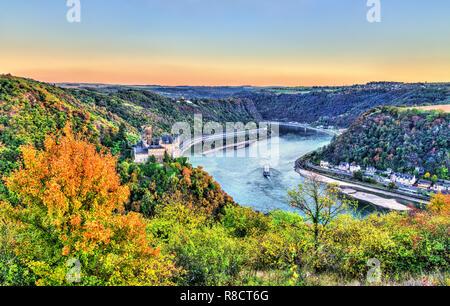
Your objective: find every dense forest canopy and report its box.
[310,106,450,179]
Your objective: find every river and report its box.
[185,125,380,217]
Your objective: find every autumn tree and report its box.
[287,174,356,251]
[1,125,180,285]
[429,192,450,216]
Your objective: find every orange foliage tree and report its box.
[1,125,180,285]
[429,192,450,216]
[173,165,235,217]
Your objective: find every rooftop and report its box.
[149,145,165,150]
[134,147,148,154]
[160,134,174,144]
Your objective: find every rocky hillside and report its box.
[309,106,450,179]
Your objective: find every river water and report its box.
[185,125,378,217]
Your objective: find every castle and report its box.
[133,125,178,163]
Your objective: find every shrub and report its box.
[222,205,270,238]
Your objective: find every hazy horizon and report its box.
[2,72,447,88]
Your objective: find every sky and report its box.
[0,0,449,86]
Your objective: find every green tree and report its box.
[149,155,157,164]
[353,170,363,181]
[436,166,448,180]
[387,182,398,190]
[163,151,172,163]
[287,174,356,251]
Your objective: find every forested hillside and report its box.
[238,83,450,128]
[69,88,261,135]
[310,106,450,179]
[0,75,260,183]
[59,81,450,129]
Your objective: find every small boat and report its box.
[263,164,271,177]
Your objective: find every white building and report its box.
[339,162,350,172]
[416,179,432,189]
[349,164,361,173]
[320,160,330,169]
[431,182,448,192]
[390,173,416,186]
[365,166,377,176]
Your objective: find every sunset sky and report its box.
[1,0,449,86]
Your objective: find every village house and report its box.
[349,164,361,173]
[390,173,416,186]
[320,160,330,169]
[431,181,450,193]
[133,147,150,163]
[339,162,350,172]
[415,166,425,175]
[416,179,432,190]
[365,166,377,176]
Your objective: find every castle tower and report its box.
[141,125,153,147]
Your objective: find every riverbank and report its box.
[296,168,414,211]
[295,156,433,211]
[264,121,342,136]
[178,126,268,156]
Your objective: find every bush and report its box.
[168,225,246,285]
[321,213,449,279]
[222,205,270,238]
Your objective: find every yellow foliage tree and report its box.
[429,192,450,216]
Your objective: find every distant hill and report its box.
[60,82,450,129]
[309,106,450,179]
[59,83,260,99]
[237,82,450,128]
